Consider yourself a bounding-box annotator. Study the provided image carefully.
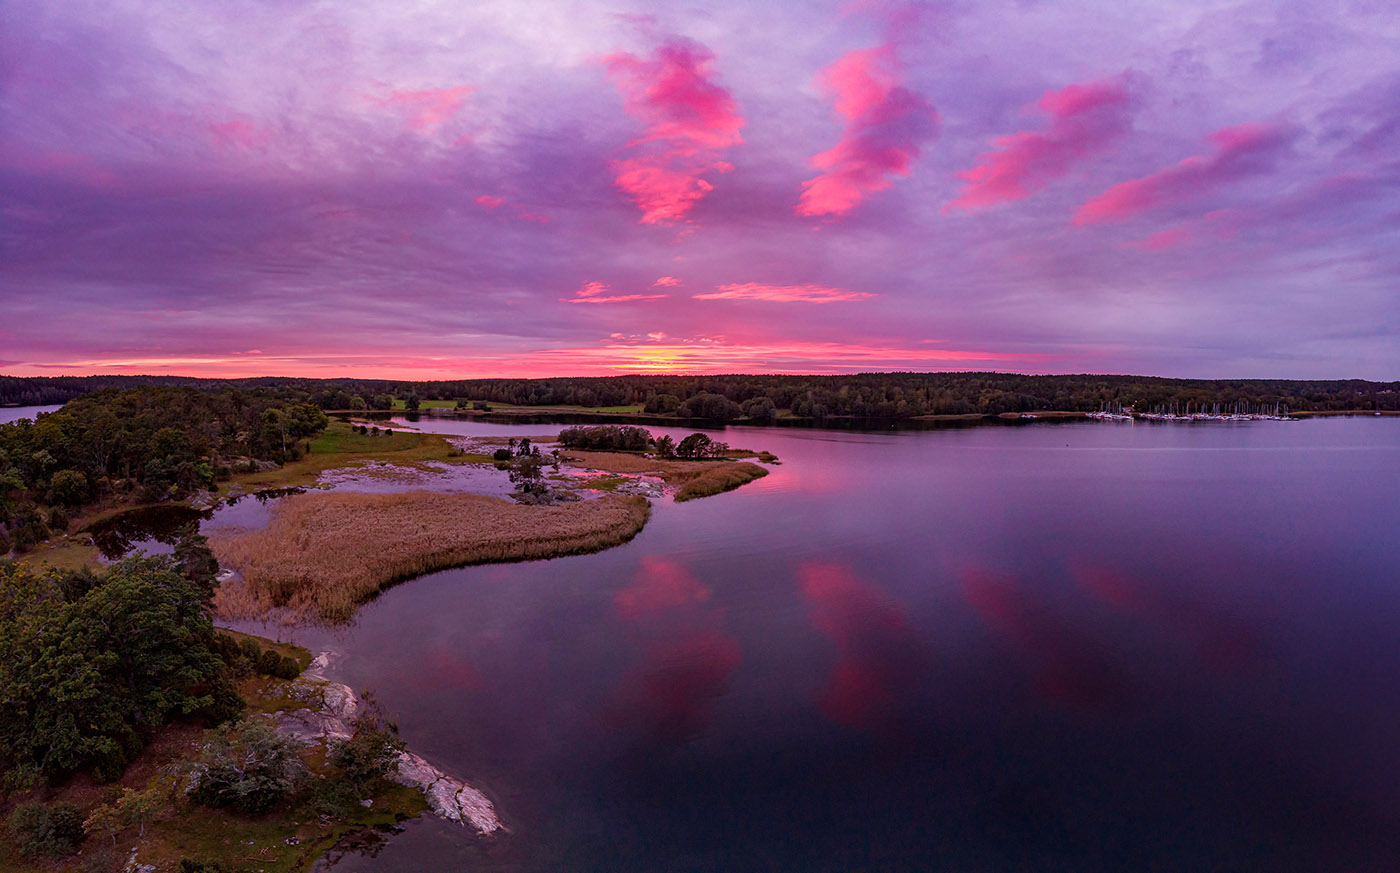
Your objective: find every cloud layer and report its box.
[1,0,1398,379]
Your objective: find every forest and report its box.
[0,387,326,553]
[4,372,1397,420]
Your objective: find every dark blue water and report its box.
[257,417,1400,872]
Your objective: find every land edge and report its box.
[272,651,502,836]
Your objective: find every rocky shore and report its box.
[272,651,503,835]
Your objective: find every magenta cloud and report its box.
[797,45,939,218]
[1,1,1398,381]
[945,76,1138,211]
[1075,122,1299,224]
[693,283,877,303]
[371,85,475,134]
[562,280,669,305]
[603,35,745,224]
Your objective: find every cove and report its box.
[234,417,1400,872]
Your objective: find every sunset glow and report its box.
[2,1,1398,379]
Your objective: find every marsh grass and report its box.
[227,421,493,491]
[673,463,768,501]
[559,452,768,501]
[212,491,650,623]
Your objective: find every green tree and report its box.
[48,468,90,506]
[8,801,85,859]
[330,704,405,796]
[654,435,676,458]
[0,558,242,784]
[190,720,307,814]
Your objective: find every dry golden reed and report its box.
[212,491,650,623]
[559,452,768,500]
[673,463,768,501]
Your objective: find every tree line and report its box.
[1,386,326,553]
[5,372,1397,421]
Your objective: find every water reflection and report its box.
[959,566,1135,711]
[797,562,918,730]
[275,418,1400,872]
[608,558,740,742]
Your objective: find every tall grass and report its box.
[560,452,769,501]
[212,492,650,623]
[673,463,768,501]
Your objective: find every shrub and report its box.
[47,506,70,532]
[191,720,306,814]
[49,469,91,507]
[330,709,405,795]
[492,448,512,462]
[273,655,301,680]
[0,527,10,555]
[8,801,86,859]
[557,425,653,451]
[256,648,285,676]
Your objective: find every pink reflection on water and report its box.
[606,557,740,741]
[608,629,743,741]
[798,562,916,729]
[960,566,1133,711]
[614,555,712,621]
[1071,562,1259,674]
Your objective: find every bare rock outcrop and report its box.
[270,651,502,835]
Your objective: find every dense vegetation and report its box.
[0,548,238,786]
[0,386,326,554]
[0,549,415,867]
[6,373,1397,423]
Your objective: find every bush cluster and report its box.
[557,425,653,451]
[7,801,85,859]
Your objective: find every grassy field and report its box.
[211,491,651,623]
[227,420,494,491]
[391,398,458,409]
[445,402,647,415]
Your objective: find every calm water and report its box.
[0,404,62,425]
[180,417,1400,869]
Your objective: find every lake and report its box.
[171,415,1400,869]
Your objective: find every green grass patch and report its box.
[391,399,458,410]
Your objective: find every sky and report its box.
[1,0,1398,380]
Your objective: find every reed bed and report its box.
[673,463,768,501]
[560,452,768,502]
[212,491,649,623]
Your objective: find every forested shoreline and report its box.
[0,387,326,554]
[4,372,1398,420]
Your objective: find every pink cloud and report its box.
[474,195,505,209]
[561,280,668,305]
[1123,226,1191,250]
[603,36,745,224]
[209,118,269,150]
[1075,121,1298,225]
[652,276,682,287]
[944,76,1138,211]
[373,85,475,134]
[797,45,939,217]
[693,283,878,303]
